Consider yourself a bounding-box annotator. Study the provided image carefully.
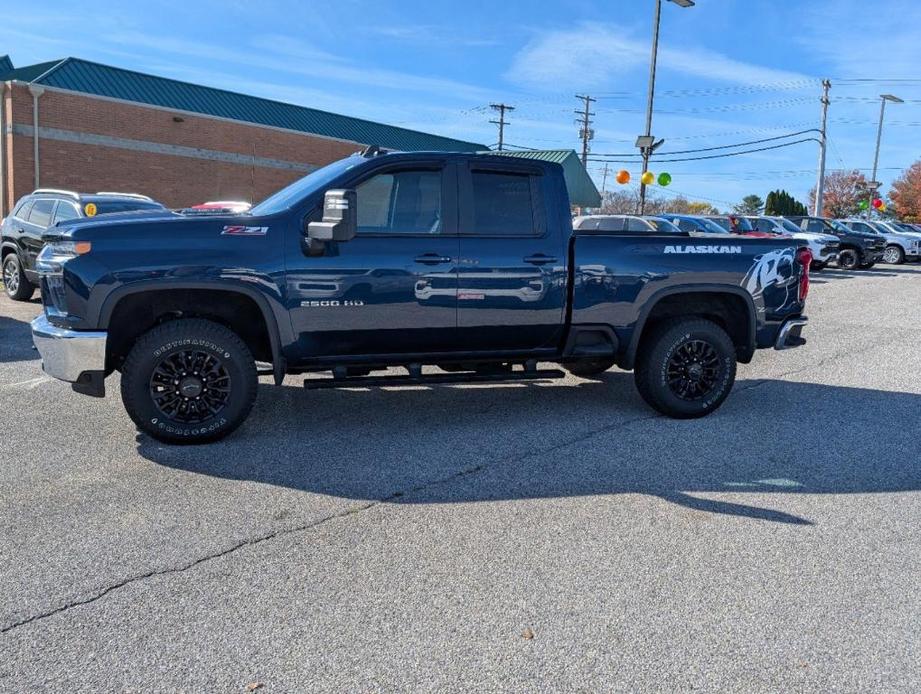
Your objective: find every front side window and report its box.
[356,169,442,234]
[805,219,825,233]
[471,171,535,236]
[27,199,56,227]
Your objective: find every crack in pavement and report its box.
[0,409,658,636]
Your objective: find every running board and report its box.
[304,366,566,390]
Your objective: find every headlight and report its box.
[45,240,92,257]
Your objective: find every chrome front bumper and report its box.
[31,314,107,383]
[774,317,807,350]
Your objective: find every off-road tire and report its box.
[2,253,35,301]
[567,358,616,377]
[121,319,257,444]
[634,318,736,419]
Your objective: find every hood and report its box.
[48,208,179,234]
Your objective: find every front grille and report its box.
[822,243,839,253]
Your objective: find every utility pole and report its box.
[868,94,903,216]
[489,103,514,151]
[600,163,610,193]
[575,94,596,166]
[814,79,831,217]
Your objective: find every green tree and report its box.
[734,194,764,215]
[764,189,808,216]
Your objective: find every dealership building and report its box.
[0,54,489,214]
[0,54,599,215]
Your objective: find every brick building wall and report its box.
[1,82,364,214]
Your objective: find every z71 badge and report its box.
[221,225,268,236]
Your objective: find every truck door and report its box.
[455,162,567,351]
[286,161,459,357]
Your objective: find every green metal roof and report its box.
[0,55,12,75]
[1,56,486,153]
[487,149,601,207]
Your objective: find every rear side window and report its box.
[471,171,536,236]
[27,199,56,227]
[13,200,34,221]
[53,202,80,224]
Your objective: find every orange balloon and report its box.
[616,169,630,184]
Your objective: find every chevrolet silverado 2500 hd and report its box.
[31,149,811,443]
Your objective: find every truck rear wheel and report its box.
[837,249,858,270]
[121,318,258,444]
[567,358,616,377]
[634,318,736,419]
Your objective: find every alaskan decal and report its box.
[742,247,797,298]
[664,245,742,254]
[221,225,268,236]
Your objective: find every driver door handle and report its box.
[415,253,452,265]
[523,254,558,265]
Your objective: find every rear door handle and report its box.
[523,254,558,265]
[414,253,452,265]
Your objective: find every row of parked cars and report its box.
[573,212,921,271]
[1,188,251,300]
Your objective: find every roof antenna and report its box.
[360,145,384,158]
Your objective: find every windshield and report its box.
[696,217,729,234]
[94,200,165,214]
[829,220,850,233]
[250,156,362,216]
[646,217,682,233]
[778,218,802,234]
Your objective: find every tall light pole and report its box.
[868,93,903,216]
[638,0,694,215]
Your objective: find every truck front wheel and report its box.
[634,318,736,419]
[121,318,258,444]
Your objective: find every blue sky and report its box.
[2,0,921,209]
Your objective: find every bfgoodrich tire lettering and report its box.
[121,318,257,444]
[634,318,737,419]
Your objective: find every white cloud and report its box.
[506,22,812,90]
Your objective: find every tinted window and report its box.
[675,219,696,232]
[14,200,34,221]
[356,169,442,234]
[27,199,56,227]
[575,217,625,232]
[729,216,754,232]
[646,218,681,233]
[93,201,164,215]
[471,171,535,235]
[805,219,825,233]
[709,217,731,231]
[625,217,652,232]
[53,202,80,224]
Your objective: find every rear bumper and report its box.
[774,317,807,350]
[31,314,107,395]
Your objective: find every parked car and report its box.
[182,200,253,215]
[31,149,811,443]
[785,216,885,270]
[839,219,921,265]
[704,215,773,238]
[1,190,168,300]
[746,216,839,270]
[662,214,732,236]
[572,215,683,234]
[870,221,921,263]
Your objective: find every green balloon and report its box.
[657,172,672,186]
[858,200,869,210]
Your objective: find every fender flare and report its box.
[622,284,757,370]
[99,280,289,384]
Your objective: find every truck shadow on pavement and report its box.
[0,314,39,363]
[138,372,921,526]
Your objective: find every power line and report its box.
[587,138,820,164]
[588,129,822,158]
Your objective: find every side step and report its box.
[304,363,566,390]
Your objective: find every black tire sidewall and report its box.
[837,249,858,269]
[637,321,736,418]
[568,359,616,377]
[121,321,257,444]
[3,254,34,300]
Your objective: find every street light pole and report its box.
[869,93,903,216]
[638,0,694,215]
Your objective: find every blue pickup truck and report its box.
[31,149,811,443]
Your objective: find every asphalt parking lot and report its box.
[2,266,920,692]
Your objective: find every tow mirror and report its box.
[307,189,357,246]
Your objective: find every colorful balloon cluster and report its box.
[614,170,672,187]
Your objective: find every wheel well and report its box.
[838,244,859,252]
[105,289,273,370]
[1,245,16,261]
[636,292,753,363]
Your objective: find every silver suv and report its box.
[840,219,921,265]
